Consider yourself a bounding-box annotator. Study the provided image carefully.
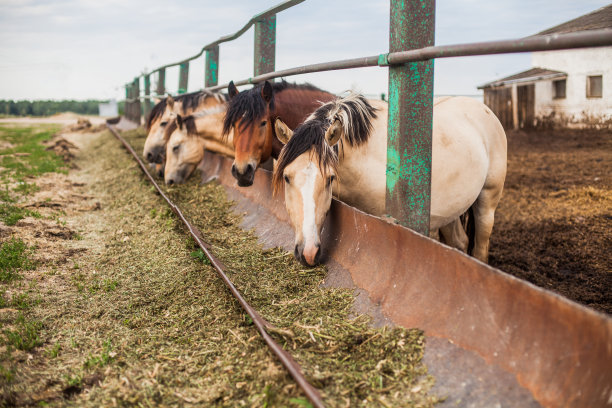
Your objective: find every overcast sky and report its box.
[0,0,609,101]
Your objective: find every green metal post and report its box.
[133,77,142,125]
[157,68,166,95]
[178,62,189,94]
[254,15,276,77]
[205,45,219,87]
[385,0,435,235]
[143,74,152,120]
[125,84,131,121]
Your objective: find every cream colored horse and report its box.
[163,109,234,185]
[143,91,227,166]
[273,93,507,266]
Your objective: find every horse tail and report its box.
[460,206,476,256]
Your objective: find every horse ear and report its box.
[176,114,183,130]
[324,119,343,146]
[274,118,293,145]
[261,81,273,103]
[167,95,174,110]
[228,81,239,99]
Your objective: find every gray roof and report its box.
[478,67,567,89]
[537,4,612,35]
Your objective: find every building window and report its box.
[553,79,566,99]
[586,75,602,98]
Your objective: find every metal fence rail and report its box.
[123,0,612,233]
[119,3,612,406]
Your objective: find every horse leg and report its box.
[471,185,504,263]
[439,218,469,253]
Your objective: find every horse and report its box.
[222,80,335,187]
[163,109,234,185]
[272,93,507,266]
[143,90,227,169]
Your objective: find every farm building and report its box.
[479,4,612,129]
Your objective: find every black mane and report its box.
[146,90,226,131]
[222,80,324,136]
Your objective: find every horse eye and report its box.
[172,145,180,153]
[161,121,168,127]
[260,121,267,127]
[284,175,290,184]
[327,175,335,187]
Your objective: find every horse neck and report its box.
[270,88,336,157]
[334,100,388,216]
[204,139,235,158]
[193,110,227,143]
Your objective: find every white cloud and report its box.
[0,0,609,100]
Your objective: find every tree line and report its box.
[0,100,124,117]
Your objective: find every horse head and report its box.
[163,114,205,185]
[144,95,177,167]
[272,92,377,266]
[223,80,276,187]
[272,118,342,266]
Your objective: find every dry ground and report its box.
[489,128,611,314]
[1,123,439,407]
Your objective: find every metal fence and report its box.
[123,0,612,234]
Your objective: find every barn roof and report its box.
[478,67,567,89]
[537,4,612,35]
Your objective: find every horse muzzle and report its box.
[145,145,165,164]
[295,243,321,267]
[231,162,256,187]
[165,164,194,185]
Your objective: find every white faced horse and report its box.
[273,93,507,266]
[163,109,234,185]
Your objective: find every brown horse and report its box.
[144,90,227,167]
[222,80,335,187]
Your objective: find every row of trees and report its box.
[0,100,124,117]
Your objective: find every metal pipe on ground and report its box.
[106,124,325,408]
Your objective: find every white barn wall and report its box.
[532,46,612,124]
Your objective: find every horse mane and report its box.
[272,121,338,194]
[222,80,324,137]
[163,115,198,142]
[271,92,377,194]
[310,92,377,147]
[146,90,227,131]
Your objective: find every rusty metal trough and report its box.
[197,150,611,408]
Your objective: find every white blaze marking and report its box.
[300,162,318,246]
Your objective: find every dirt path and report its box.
[489,129,611,314]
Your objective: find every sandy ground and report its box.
[0,113,108,126]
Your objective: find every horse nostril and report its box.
[167,179,174,185]
[314,245,321,265]
[294,245,299,259]
[147,152,152,160]
[246,163,254,173]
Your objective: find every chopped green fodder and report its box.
[115,129,440,407]
[1,128,440,407]
[0,238,36,282]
